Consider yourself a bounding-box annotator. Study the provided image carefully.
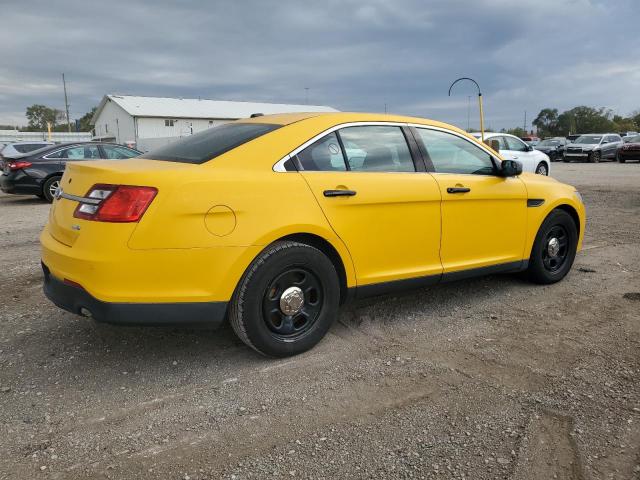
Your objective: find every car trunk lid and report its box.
[47,159,195,247]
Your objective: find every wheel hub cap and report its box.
[547,237,560,257]
[279,286,304,315]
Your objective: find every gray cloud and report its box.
[2,0,639,130]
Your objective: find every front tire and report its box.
[589,151,600,163]
[42,176,62,203]
[526,209,578,285]
[535,162,549,175]
[229,241,340,357]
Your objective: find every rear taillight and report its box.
[7,161,32,170]
[73,184,157,223]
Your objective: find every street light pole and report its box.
[448,77,484,142]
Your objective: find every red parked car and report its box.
[617,135,640,163]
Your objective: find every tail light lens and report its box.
[73,184,157,222]
[7,161,32,170]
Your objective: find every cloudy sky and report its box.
[2,0,639,131]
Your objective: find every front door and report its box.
[296,125,443,287]
[413,127,528,273]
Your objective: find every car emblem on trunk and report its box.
[54,187,63,200]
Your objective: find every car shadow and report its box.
[3,271,537,395]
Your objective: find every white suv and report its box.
[472,132,551,175]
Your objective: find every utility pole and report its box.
[62,73,71,132]
[523,110,527,134]
[384,102,387,114]
[304,87,309,105]
[467,96,471,131]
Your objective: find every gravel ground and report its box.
[0,163,639,480]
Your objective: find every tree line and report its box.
[0,105,96,132]
[530,106,639,138]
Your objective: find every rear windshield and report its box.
[139,122,281,164]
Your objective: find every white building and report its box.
[91,95,338,151]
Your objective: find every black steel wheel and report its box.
[541,224,569,273]
[526,209,578,284]
[262,267,323,339]
[229,241,340,357]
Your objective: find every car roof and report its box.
[6,141,53,145]
[239,111,469,132]
[470,131,518,139]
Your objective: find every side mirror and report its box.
[526,145,534,152]
[500,159,522,177]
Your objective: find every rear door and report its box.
[297,124,443,287]
[413,127,527,273]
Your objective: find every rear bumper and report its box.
[42,262,228,327]
[0,172,42,195]
[618,151,640,160]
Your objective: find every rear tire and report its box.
[526,209,578,285]
[229,241,340,357]
[617,152,625,163]
[42,176,62,203]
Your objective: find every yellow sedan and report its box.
[41,113,585,357]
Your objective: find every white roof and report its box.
[92,95,337,123]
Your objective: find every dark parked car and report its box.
[563,134,623,163]
[617,134,640,163]
[566,134,582,143]
[535,137,569,161]
[0,142,141,202]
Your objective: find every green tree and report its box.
[557,106,615,135]
[25,104,60,131]
[533,108,559,137]
[77,107,97,132]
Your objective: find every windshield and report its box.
[139,122,281,164]
[538,139,561,146]
[625,135,640,143]
[575,135,602,144]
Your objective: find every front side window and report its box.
[338,126,415,172]
[417,129,495,175]
[505,136,529,152]
[295,132,346,171]
[102,145,140,159]
[140,122,280,164]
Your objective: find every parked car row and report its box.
[531,133,640,163]
[0,142,141,202]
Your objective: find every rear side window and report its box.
[295,133,347,171]
[140,123,280,164]
[339,126,415,172]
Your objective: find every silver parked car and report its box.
[0,141,54,159]
[563,134,623,163]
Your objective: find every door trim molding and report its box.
[352,260,527,299]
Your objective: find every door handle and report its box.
[447,187,471,194]
[323,189,357,197]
